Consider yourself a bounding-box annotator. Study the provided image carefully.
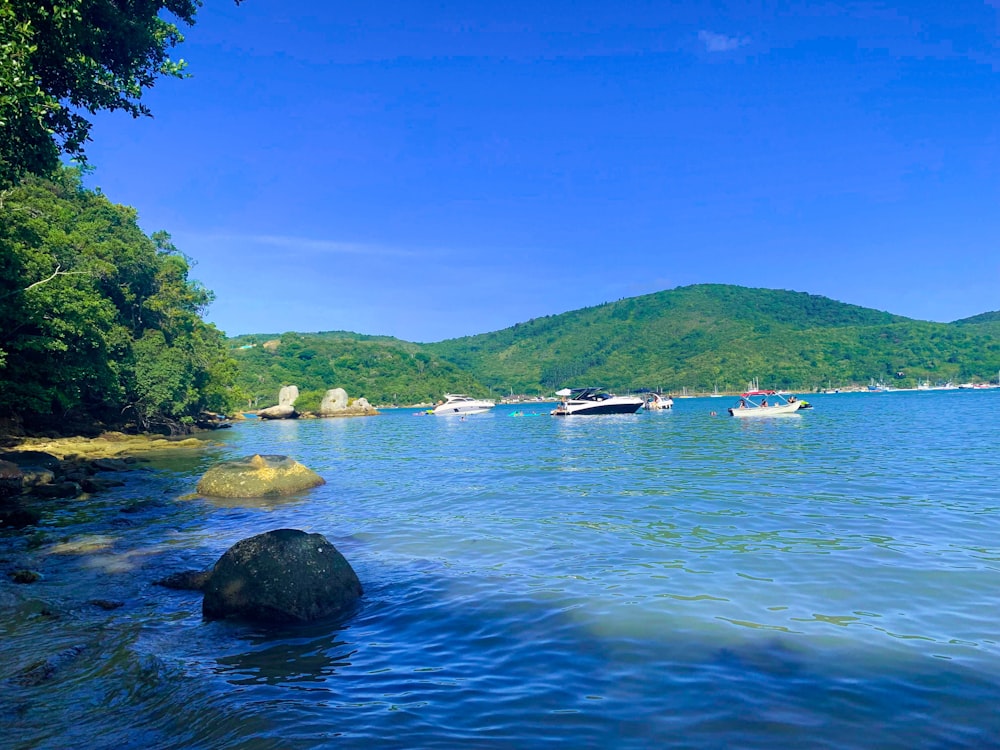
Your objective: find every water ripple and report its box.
[3,392,1000,747]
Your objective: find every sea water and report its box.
[2,390,1000,749]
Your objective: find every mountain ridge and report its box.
[230,284,1000,405]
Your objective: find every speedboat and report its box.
[551,387,644,416]
[432,394,496,416]
[643,393,674,411]
[728,389,810,418]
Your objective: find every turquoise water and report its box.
[3,390,1000,748]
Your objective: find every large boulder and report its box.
[278,385,299,407]
[319,388,349,414]
[257,404,297,420]
[258,385,300,419]
[202,529,363,623]
[196,454,325,498]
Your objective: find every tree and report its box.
[0,0,222,188]
[0,168,237,432]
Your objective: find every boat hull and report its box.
[432,395,496,415]
[728,402,803,418]
[553,398,644,416]
[433,404,494,415]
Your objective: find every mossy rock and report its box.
[196,454,325,498]
[202,528,362,623]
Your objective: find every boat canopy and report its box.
[558,387,604,398]
[741,389,777,397]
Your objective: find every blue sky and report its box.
[84,1,999,342]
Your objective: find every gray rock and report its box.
[319,388,349,414]
[257,385,301,419]
[202,529,362,623]
[352,397,377,414]
[257,403,298,420]
[317,391,379,418]
[32,481,81,499]
[20,468,55,488]
[196,454,325,498]
[0,460,24,499]
[278,385,299,408]
[90,458,130,472]
[80,476,126,493]
[0,450,61,472]
[155,569,212,591]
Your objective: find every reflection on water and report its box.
[2,392,1000,748]
[216,633,357,686]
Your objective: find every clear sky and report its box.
[83,0,1000,342]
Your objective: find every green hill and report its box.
[231,285,1000,404]
[229,331,488,409]
[952,311,1000,326]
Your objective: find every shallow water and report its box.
[3,390,1000,748]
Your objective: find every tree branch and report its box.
[0,265,89,300]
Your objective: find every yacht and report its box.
[432,394,496,416]
[551,387,644,416]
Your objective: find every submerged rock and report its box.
[10,569,41,584]
[196,454,324,498]
[201,528,362,623]
[155,569,212,591]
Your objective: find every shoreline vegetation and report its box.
[229,287,1000,411]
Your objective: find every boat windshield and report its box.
[569,387,611,400]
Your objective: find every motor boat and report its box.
[432,394,496,416]
[728,390,810,418]
[551,387,644,416]
[643,393,674,411]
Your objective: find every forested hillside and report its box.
[0,170,237,433]
[232,285,1000,403]
[229,332,486,409]
[427,285,1000,394]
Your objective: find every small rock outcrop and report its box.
[317,388,379,418]
[201,529,363,623]
[196,454,324,498]
[258,385,300,420]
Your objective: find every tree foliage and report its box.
[229,332,488,408]
[0,0,206,187]
[231,285,1000,402]
[425,285,1000,394]
[0,168,236,432]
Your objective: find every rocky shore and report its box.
[0,432,216,530]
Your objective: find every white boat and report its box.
[728,389,810,418]
[643,393,674,411]
[551,387,644,416]
[432,394,496,415]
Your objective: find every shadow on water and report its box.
[6,519,1000,749]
